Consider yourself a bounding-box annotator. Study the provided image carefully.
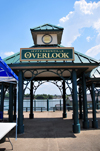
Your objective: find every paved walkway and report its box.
[0,110,100,151]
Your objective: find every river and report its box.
[4,99,63,111]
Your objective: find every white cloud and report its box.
[93,19,100,31]
[85,44,100,57]
[86,36,91,42]
[59,0,100,46]
[74,0,98,15]
[93,19,100,42]
[4,51,14,56]
[60,11,73,22]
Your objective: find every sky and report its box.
[0,0,100,95]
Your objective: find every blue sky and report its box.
[0,0,100,95]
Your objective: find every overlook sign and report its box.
[20,47,74,61]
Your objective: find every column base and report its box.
[63,113,67,118]
[18,124,24,134]
[73,123,80,133]
[29,114,34,119]
[83,120,90,129]
[92,120,98,129]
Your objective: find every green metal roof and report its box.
[30,23,64,31]
[90,66,100,78]
[3,45,99,65]
[3,45,100,80]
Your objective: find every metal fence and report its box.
[4,99,100,112]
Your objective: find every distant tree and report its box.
[24,93,30,97]
[5,93,9,98]
[34,94,53,99]
[48,95,53,99]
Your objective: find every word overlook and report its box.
[20,48,74,61]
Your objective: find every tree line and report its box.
[5,93,53,99]
[34,94,53,99]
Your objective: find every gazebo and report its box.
[1,23,100,134]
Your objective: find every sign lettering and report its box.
[20,48,74,61]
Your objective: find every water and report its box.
[4,99,63,111]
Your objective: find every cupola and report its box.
[30,23,64,45]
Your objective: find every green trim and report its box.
[30,44,64,48]
[30,29,63,32]
[8,62,98,68]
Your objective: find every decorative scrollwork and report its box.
[32,80,63,95]
[22,68,73,95]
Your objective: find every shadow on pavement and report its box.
[9,117,76,138]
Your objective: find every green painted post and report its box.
[0,83,4,112]
[41,107,42,112]
[9,83,13,122]
[60,99,61,111]
[82,73,89,129]
[72,70,80,133]
[18,70,24,134]
[53,107,55,112]
[13,87,16,120]
[91,83,98,128]
[29,81,34,119]
[96,97,99,109]
[26,107,28,112]
[47,99,49,111]
[79,87,83,119]
[63,81,67,118]
[34,100,36,111]
[96,92,99,109]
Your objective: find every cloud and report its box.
[86,36,91,42]
[93,19,100,43]
[59,0,100,46]
[4,51,14,56]
[85,44,100,57]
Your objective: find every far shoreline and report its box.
[5,97,62,100]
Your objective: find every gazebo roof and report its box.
[4,45,99,65]
[3,44,99,80]
[30,23,64,31]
